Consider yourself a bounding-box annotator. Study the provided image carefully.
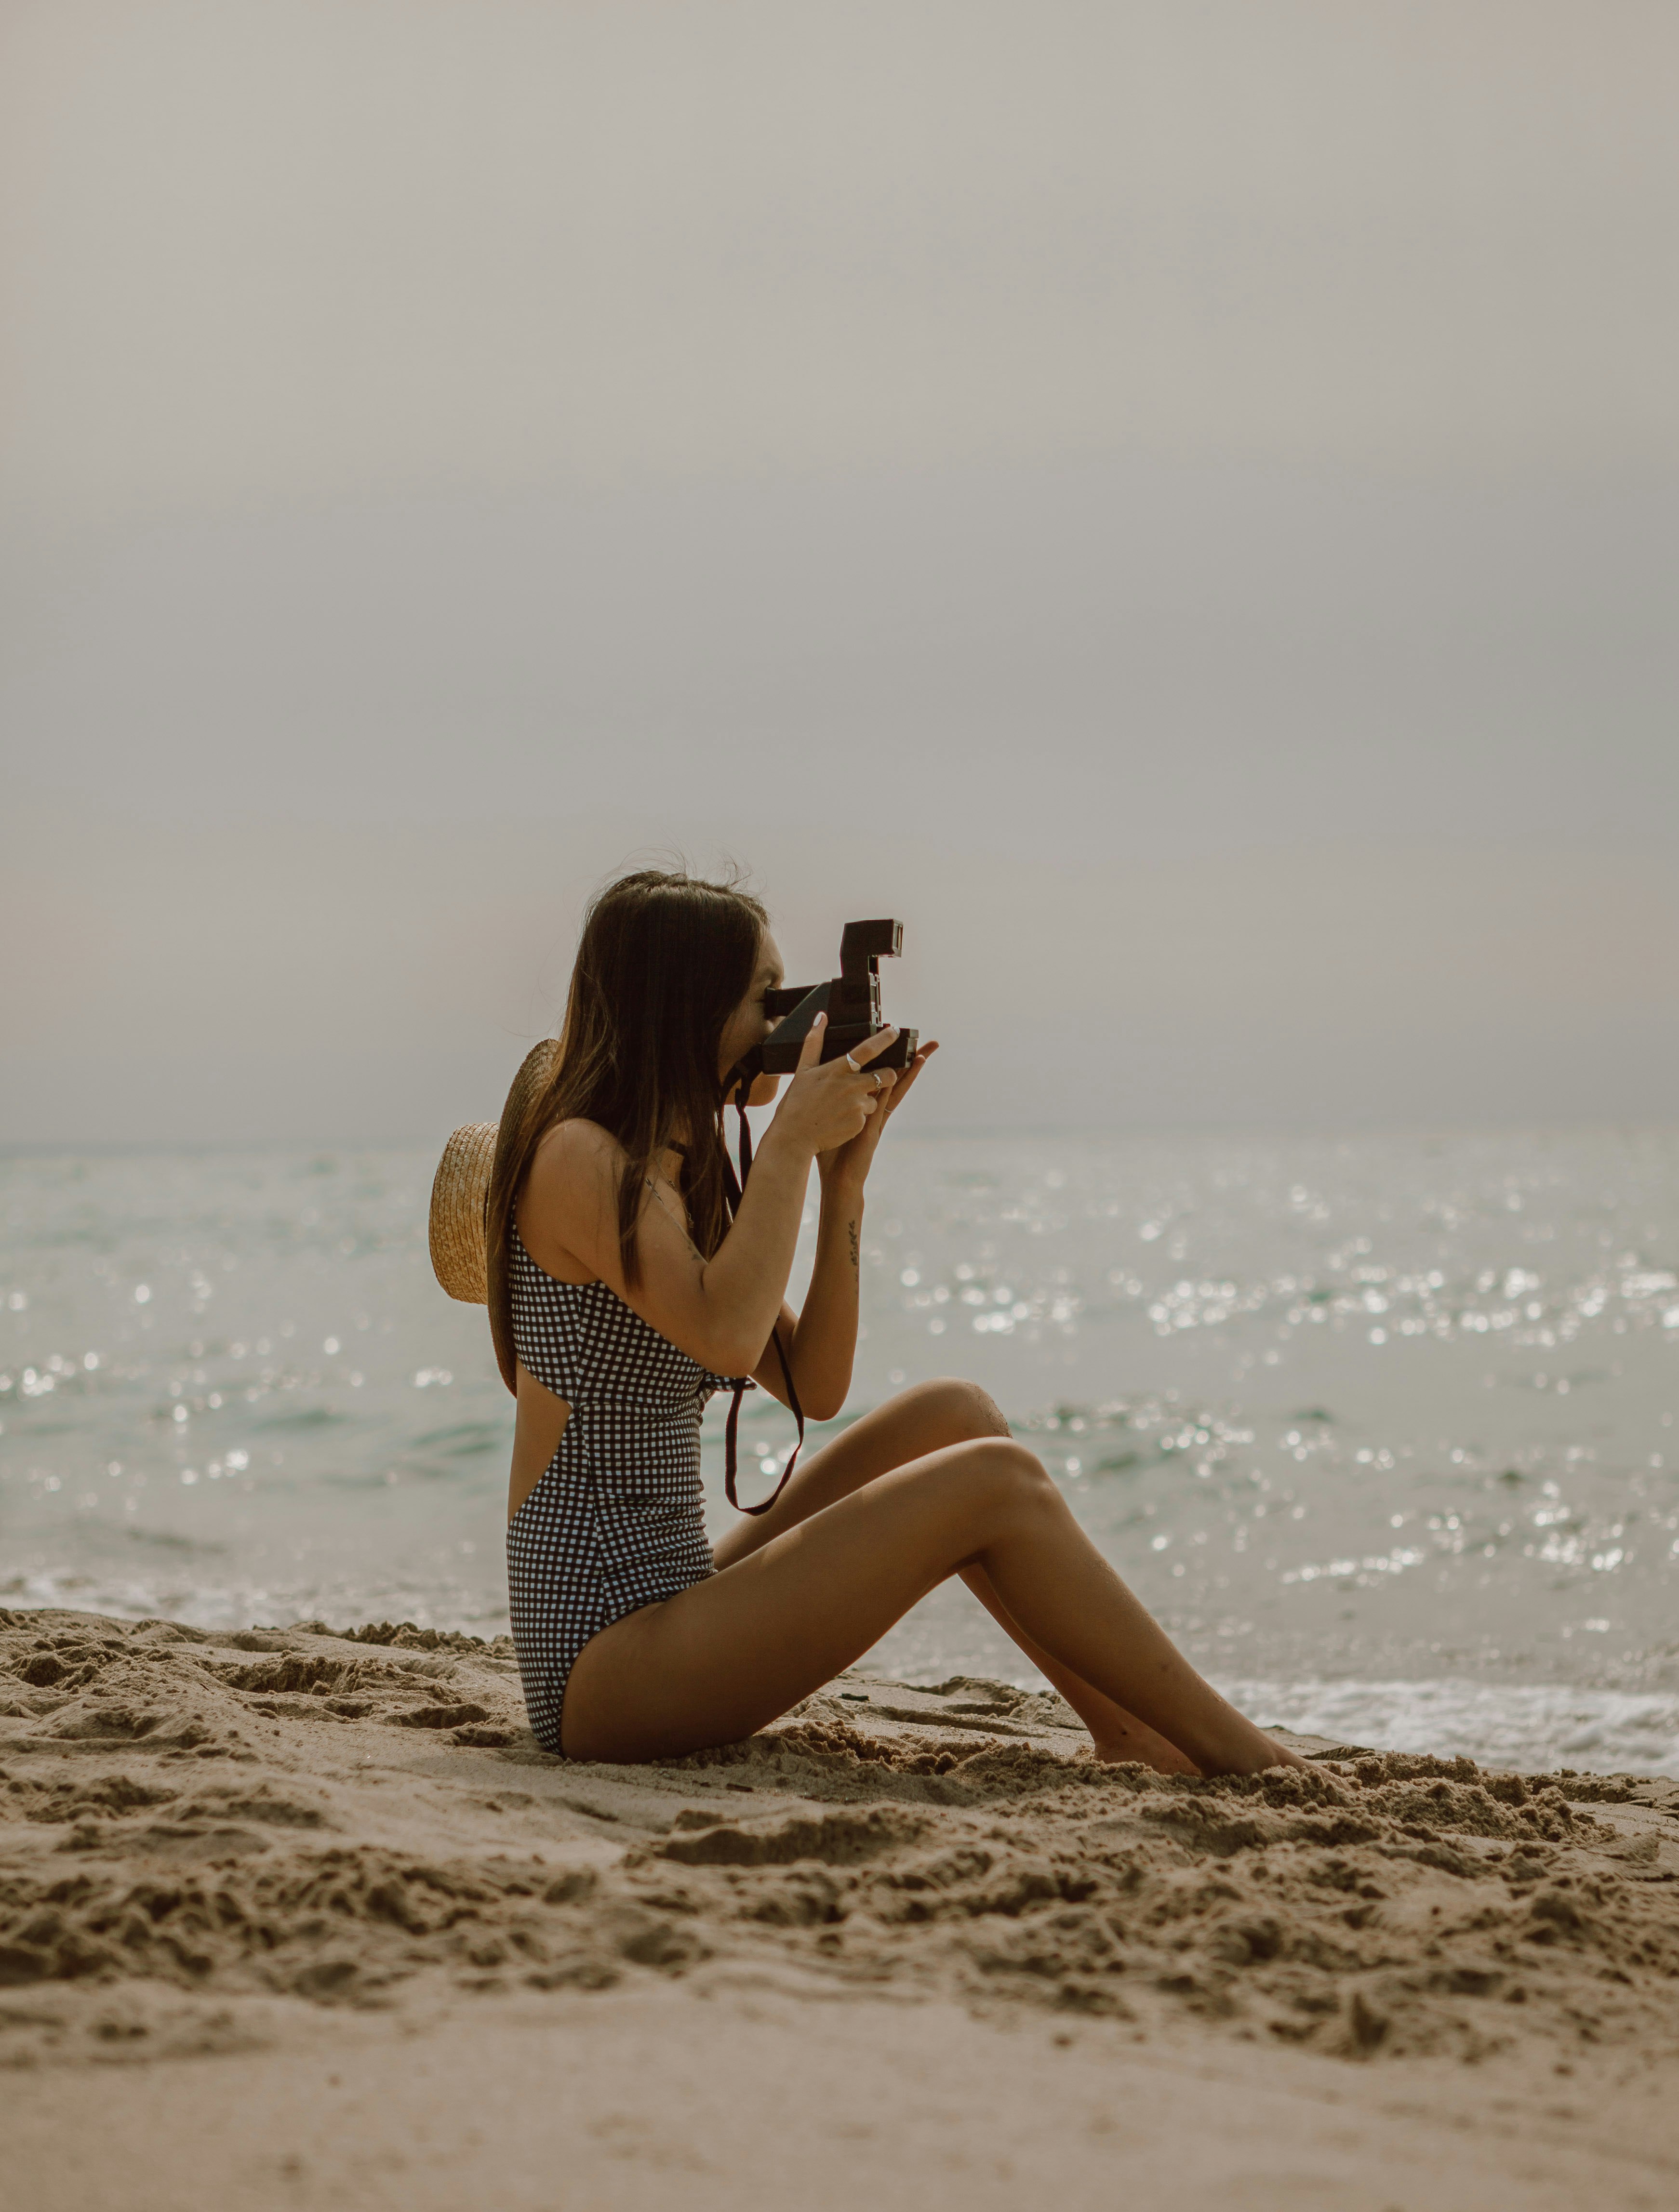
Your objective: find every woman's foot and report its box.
[1088,1723,1201,1775]
[1178,1702,1314,1776]
[1220,1730,1311,1775]
[1245,1734,1311,1772]
[1088,1729,1307,1776]
[1092,1739,1200,1775]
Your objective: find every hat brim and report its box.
[428,1121,499,1303]
[428,1037,565,1306]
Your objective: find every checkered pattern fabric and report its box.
[505,1227,740,1754]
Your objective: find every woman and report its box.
[487,867,1302,1775]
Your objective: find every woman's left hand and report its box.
[816,1038,938,1190]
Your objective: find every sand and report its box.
[4,1606,1679,2209]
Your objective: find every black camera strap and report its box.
[722,1324,804,1516]
[717,1082,805,1516]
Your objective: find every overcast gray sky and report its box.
[3,1,1676,1142]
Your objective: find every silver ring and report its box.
[872,1072,884,1091]
[844,1053,862,1073]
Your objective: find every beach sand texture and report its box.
[5,1606,1679,2209]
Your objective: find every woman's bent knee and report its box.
[956,1436,1057,1515]
[897,1376,1009,1445]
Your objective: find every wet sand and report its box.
[5,1607,1679,2209]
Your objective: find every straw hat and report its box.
[428,1038,561,1304]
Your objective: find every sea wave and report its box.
[1219,1674,1679,1778]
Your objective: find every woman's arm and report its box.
[749,1039,938,1419]
[786,1176,861,1419]
[749,1179,859,1422]
[519,1018,900,1377]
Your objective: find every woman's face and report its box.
[716,929,786,1105]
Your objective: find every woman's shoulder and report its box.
[526,1118,624,1204]
[517,1119,625,1282]
[532,1116,622,1166]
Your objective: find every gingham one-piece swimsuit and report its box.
[506,1225,744,1754]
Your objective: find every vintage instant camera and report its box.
[728,919,919,1100]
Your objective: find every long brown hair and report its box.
[484,866,768,1393]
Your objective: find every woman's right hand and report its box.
[768,1014,900,1158]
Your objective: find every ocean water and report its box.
[3,1129,1678,1775]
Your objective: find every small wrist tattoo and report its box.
[847,1221,860,1271]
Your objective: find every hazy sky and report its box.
[3,2,1676,1142]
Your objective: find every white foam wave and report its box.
[1220,1675,1679,1778]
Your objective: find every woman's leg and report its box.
[956,1569,1200,1775]
[562,1433,1303,1773]
[714,1380,1198,1773]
